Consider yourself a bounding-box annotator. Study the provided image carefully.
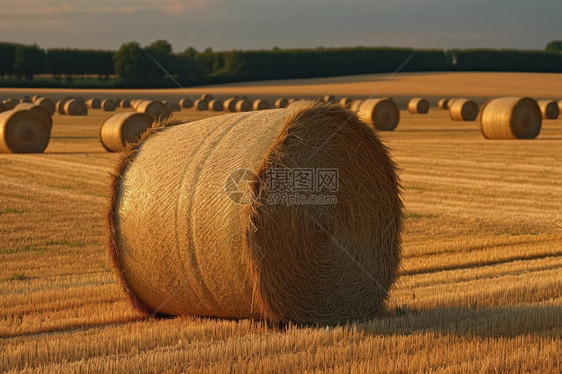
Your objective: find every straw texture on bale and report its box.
[101,99,116,112]
[438,98,449,110]
[108,103,403,325]
[34,97,55,115]
[223,98,238,112]
[338,97,352,108]
[274,99,288,109]
[253,99,270,111]
[120,99,131,108]
[449,99,478,121]
[14,103,53,131]
[235,99,252,112]
[537,100,559,120]
[408,98,430,114]
[200,94,213,102]
[357,98,400,131]
[100,112,154,152]
[163,101,181,112]
[208,100,224,111]
[136,101,170,120]
[0,109,50,153]
[194,99,208,111]
[86,98,101,109]
[480,97,542,139]
[179,98,194,109]
[64,99,88,116]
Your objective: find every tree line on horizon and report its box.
[1,40,562,87]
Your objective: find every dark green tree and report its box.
[113,42,144,80]
[13,44,45,80]
[545,40,562,52]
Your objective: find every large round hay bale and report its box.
[179,98,194,109]
[0,110,50,153]
[253,99,270,111]
[136,100,170,120]
[480,97,541,139]
[338,97,352,108]
[208,100,223,111]
[323,94,336,103]
[408,98,430,114]
[537,99,559,119]
[100,112,154,152]
[120,99,131,108]
[349,100,363,112]
[163,100,181,112]
[235,99,252,112]
[14,103,53,131]
[449,99,478,121]
[357,98,399,131]
[86,98,101,109]
[101,99,116,112]
[34,97,55,115]
[108,103,403,325]
[64,99,88,116]
[194,99,208,111]
[438,98,449,110]
[200,94,213,102]
[274,98,288,109]
[223,98,238,112]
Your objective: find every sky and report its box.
[0,0,560,52]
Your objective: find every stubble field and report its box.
[1,72,561,372]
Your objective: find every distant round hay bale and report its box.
[3,98,18,109]
[357,98,400,131]
[163,100,181,112]
[14,103,52,131]
[274,98,288,108]
[130,100,143,110]
[449,99,478,121]
[200,94,213,102]
[100,112,154,152]
[235,99,252,112]
[20,96,32,103]
[408,98,430,114]
[120,99,131,108]
[114,98,122,106]
[101,99,116,112]
[349,100,363,112]
[223,98,238,112]
[34,97,55,115]
[338,97,352,108]
[31,95,41,102]
[208,100,224,111]
[287,100,317,110]
[179,98,194,109]
[194,99,209,111]
[287,98,296,105]
[480,97,542,139]
[0,109,50,153]
[438,98,450,110]
[56,100,66,114]
[136,100,170,120]
[108,103,403,325]
[323,94,336,103]
[253,99,270,111]
[64,99,88,116]
[537,100,559,119]
[86,98,101,109]
[0,103,8,113]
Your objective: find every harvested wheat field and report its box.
[1,72,561,372]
